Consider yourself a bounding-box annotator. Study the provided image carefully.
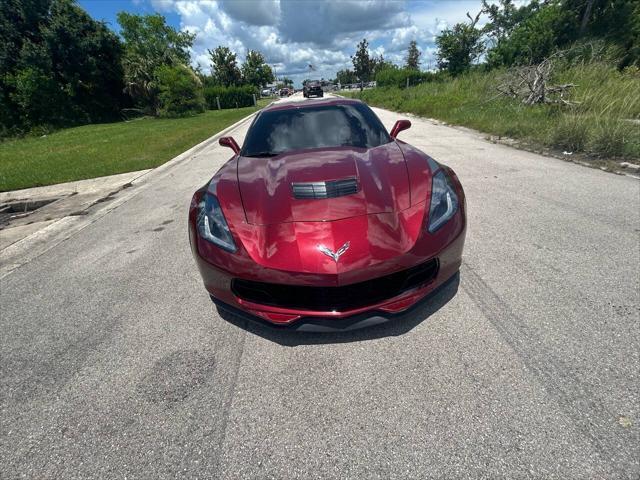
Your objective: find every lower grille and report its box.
[232,259,438,311]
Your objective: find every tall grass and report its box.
[344,62,640,159]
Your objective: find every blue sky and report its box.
[79,0,490,86]
[79,0,181,32]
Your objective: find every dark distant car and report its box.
[279,88,290,97]
[303,80,323,98]
[189,98,466,330]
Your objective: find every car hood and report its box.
[237,143,411,225]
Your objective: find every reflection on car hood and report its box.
[237,144,410,225]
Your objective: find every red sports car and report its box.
[188,98,466,331]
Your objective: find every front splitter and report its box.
[210,270,460,332]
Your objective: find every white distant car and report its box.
[261,88,272,97]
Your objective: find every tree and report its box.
[0,0,51,131]
[44,0,125,121]
[241,50,274,87]
[118,12,192,66]
[208,46,242,87]
[485,3,576,67]
[118,12,194,115]
[482,0,639,69]
[352,38,374,82]
[1,0,125,133]
[563,0,639,68]
[436,11,485,76]
[156,64,204,117]
[481,0,542,44]
[405,40,421,70]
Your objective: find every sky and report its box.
[79,0,490,87]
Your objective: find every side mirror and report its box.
[390,119,411,139]
[219,136,240,154]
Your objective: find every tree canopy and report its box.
[208,46,242,87]
[118,12,195,115]
[351,39,374,82]
[435,0,640,76]
[241,50,275,88]
[1,0,125,133]
[436,12,485,76]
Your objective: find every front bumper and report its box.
[190,219,465,326]
[212,270,459,332]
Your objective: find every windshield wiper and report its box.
[244,151,280,157]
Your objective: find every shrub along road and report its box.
[1,94,638,478]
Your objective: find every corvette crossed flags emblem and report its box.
[317,242,350,263]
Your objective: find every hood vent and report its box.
[291,178,359,200]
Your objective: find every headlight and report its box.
[427,170,459,233]
[196,193,236,252]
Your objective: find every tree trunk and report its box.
[580,0,595,34]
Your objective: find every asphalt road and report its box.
[1,94,639,479]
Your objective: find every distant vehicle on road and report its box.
[279,88,291,97]
[303,80,323,98]
[261,88,272,97]
[189,98,467,331]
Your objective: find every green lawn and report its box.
[0,103,270,192]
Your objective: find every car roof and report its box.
[263,97,363,112]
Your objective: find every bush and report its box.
[7,66,66,128]
[375,68,437,88]
[203,85,258,109]
[155,65,205,118]
[1,0,125,135]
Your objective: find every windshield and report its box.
[242,103,391,157]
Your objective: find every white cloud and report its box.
[147,0,489,85]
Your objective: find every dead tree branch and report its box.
[495,50,579,106]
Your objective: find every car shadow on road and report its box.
[215,272,460,346]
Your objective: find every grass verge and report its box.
[342,63,640,163]
[0,101,271,192]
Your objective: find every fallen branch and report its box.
[495,51,579,106]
